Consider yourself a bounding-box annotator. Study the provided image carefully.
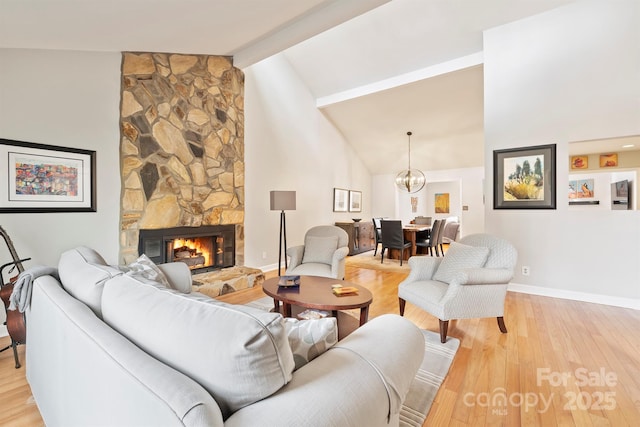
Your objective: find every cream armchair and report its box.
[285,225,349,279]
[398,234,517,343]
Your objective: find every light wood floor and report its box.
[1,262,639,427]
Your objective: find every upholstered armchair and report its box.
[398,234,517,343]
[285,225,350,279]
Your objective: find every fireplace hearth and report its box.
[138,226,235,274]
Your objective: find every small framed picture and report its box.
[493,144,556,209]
[0,139,96,213]
[333,188,349,212]
[349,190,362,212]
[599,153,618,167]
[570,155,588,169]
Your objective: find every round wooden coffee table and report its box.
[262,275,373,338]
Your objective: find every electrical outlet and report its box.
[522,266,530,276]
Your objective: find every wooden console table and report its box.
[335,221,375,255]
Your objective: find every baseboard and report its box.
[258,262,279,274]
[508,283,639,310]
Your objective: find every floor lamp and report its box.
[270,191,296,276]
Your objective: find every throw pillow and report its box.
[302,235,339,265]
[433,242,490,284]
[120,254,171,288]
[283,317,338,370]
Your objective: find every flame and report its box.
[173,237,212,267]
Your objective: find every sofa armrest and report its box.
[332,246,349,263]
[157,262,192,293]
[450,267,514,286]
[225,314,424,427]
[286,245,305,269]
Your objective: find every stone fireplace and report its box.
[118,52,245,268]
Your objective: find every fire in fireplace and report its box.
[138,225,235,274]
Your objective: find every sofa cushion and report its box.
[101,275,295,420]
[283,317,338,370]
[433,242,490,284]
[58,246,123,317]
[302,235,338,265]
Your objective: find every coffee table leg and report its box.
[272,299,280,313]
[359,306,370,326]
[283,302,292,318]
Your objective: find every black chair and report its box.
[372,218,383,256]
[380,220,412,266]
[416,219,441,256]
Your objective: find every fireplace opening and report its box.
[138,226,234,274]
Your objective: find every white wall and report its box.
[372,166,485,238]
[243,54,372,269]
[0,49,122,267]
[483,0,640,305]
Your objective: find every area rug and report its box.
[345,249,410,273]
[400,330,460,427]
[245,297,459,426]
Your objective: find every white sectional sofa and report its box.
[25,246,424,427]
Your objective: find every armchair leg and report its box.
[438,319,449,343]
[497,316,508,333]
[399,298,406,316]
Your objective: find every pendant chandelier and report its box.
[395,131,426,193]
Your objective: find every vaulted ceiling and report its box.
[2,0,584,174]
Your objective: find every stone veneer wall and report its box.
[119,52,245,265]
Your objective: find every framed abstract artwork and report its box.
[0,139,96,213]
[493,144,556,209]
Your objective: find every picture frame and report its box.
[349,190,362,212]
[493,144,556,209]
[435,193,450,213]
[0,139,96,213]
[599,153,618,167]
[570,155,588,169]
[333,188,349,212]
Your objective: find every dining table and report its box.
[387,224,431,260]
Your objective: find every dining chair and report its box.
[372,217,383,256]
[413,216,432,226]
[416,219,441,256]
[380,220,412,266]
[433,219,448,256]
[441,221,460,244]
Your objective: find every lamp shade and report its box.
[270,191,296,211]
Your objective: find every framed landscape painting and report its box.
[0,139,96,213]
[333,188,349,212]
[349,190,362,212]
[493,144,556,209]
